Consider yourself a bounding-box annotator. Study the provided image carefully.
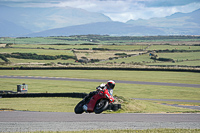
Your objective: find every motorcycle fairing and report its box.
[87,91,105,112]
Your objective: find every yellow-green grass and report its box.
[152,101,200,107]
[147,45,200,51]
[2,36,200,45]
[99,52,200,66]
[75,50,143,60]
[0,78,95,93]
[147,60,200,66]
[100,54,152,64]
[156,52,200,61]
[0,97,197,113]
[10,43,148,52]
[12,129,200,133]
[0,70,198,84]
[11,44,148,51]
[8,58,76,64]
[0,97,79,112]
[102,52,200,62]
[7,42,200,51]
[1,44,200,68]
[119,99,198,113]
[1,37,91,45]
[11,44,99,50]
[0,48,74,56]
[0,78,199,100]
[100,44,148,50]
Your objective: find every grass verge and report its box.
[0,97,199,113]
[0,70,199,84]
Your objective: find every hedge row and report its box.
[0,66,199,72]
[0,92,88,98]
[0,54,9,62]
[1,53,76,60]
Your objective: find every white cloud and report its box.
[52,0,200,22]
[1,0,200,22]
[103,2,200,22]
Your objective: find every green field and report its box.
[148,60,200,66]
[147,45,200,51]
[0,70,199,113]
[11,44,99,50]
[0,35,200,68]
[1,70,199,84]
[1,35,200,45]
[0,48,74,56]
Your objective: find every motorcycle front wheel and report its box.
[94,99,109,114]
[74,100,84,114]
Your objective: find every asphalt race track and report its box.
[1,75,200,131]
[0,75,200,88]
[0,111,200,132]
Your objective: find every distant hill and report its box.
[27,8,200,37]
[126,8,200,35]
[0,5,111,35]
[0,19,31,37]
[27,21,164,37]
[1,5,199,37]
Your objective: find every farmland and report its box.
[0,35,200,69]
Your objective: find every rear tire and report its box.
[74,100,84,114]
[94,99,109,114]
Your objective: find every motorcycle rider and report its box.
[82,80,115,111]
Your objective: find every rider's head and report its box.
[106,80,115,89]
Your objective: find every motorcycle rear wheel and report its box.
[94,99,109,114]
[74,100,84,114]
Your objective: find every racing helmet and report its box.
[106,80,115,89]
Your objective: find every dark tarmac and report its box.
[0,111,200,132]
[0,75,200,88]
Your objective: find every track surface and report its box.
[0,111,200,132]
[1,75,200,88]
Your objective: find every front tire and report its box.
[74,100,84,114]
[94,99,109,114]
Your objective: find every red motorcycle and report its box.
[74,89,115,114]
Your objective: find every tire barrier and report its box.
[107,103,121,111]
[0,92,88,98]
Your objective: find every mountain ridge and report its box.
[27,21,164,37]
[0,5,111,35]
[0,5,199,37]
[27,8,200,37]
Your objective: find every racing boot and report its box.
[82,104,88,111]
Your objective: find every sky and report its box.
[1,0,200,22]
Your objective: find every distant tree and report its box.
[0,54,9,62]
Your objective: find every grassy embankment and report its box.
[0,70,199,113]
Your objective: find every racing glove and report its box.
[96,83,105,91]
